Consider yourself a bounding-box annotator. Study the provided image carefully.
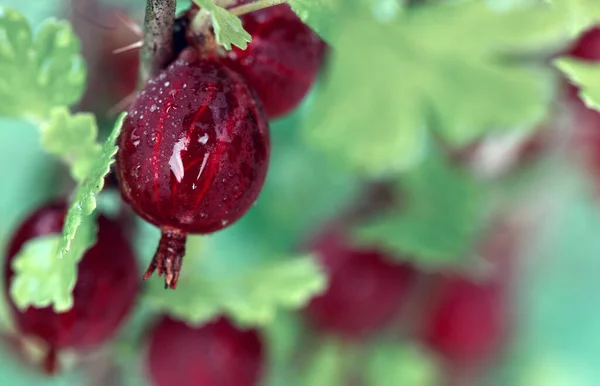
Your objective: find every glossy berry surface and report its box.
[222,1,326,119]
[4,202,139,373]
[146,316,264,386]
[116,49,270,288]
[305,227,416,339]
[71,3,140,117]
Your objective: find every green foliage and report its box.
[143,233,326,326]
[303,0,565,176]
[57,113,125,259]
[356,151,487,267]
[555,58,600,112]
[0,8,86,121]
[300,339,346,386]
[10,214,96,312]
[192,0,252,50]
[365,343,441,386]
[288,0,341,40]
[550,0,600,36]
[241,108,361,253]
[40,107,101,182]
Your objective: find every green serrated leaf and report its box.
[192,0,252,50]
[144,235,327,326]
[355,151,487,267]
[58,113,125,258]
[555,58,600,112]
[0,8,86,120]
[304,1,565,176]
[365,342,441,386]
[549,0,600,36]
[10,215,96,312]
[40,107,102,181]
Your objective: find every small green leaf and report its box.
[355,151,487,267]
[549,0,600,36]
[0,8,86,120]
[40,107,102,182]
[57,113,125,258]
[365,342,441,386]
[304,1,565,176]
[555,58,600,112]
[192,0,252,50]
[10,215,97,312]
[144,235,327,326]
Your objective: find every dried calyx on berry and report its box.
[115,48,270,290]
[4,201,139,374]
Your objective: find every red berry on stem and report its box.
[116,49,270,289]
[222,1,326,119]
[305,227,416,339]
[146,316,264,386]
[4,202,139,374]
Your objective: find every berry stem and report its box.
[228,0,288,16]
[42,347,58,375]
[141,0,176,80]
[143,227,187,289]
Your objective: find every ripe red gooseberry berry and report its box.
[4,201,139,374]
[115,48,270,289]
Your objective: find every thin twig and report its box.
[141,0,176,81]
[228,0,288,16]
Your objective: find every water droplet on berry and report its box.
[150,104,157,112]
[169,136,189,183]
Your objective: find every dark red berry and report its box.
[567,27,600,61]
[418,222,516,367]
[4,201,139,374]
[420,276,509,366]
[116,49,270,289]
[71,3,140,117]
[146,316,264,386]
[222,1,326,119]
[305,227,416,339]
